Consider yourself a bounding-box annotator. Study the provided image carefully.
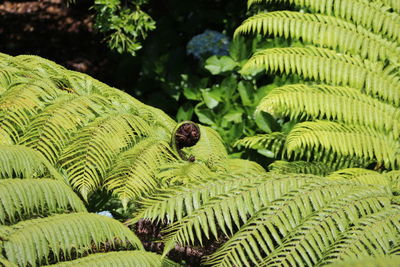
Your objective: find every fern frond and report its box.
[1,213,143,267]
[260,189,393,267]
[235,11,399,62]
[286,121,400,169]
[47,251,179,267]
[0,178,86,225]
[18,94,113,164]
[104,138,176,207]
[134,174,265,224]
[157,161,214,186]
[325,255,400,267]
[328,168,391,186]
[269,160,337,175]
[257,84,400,137]
[0,82,62,143]
[319,206,400,265]
[0,145,62,180]
[161,175,314,253]
[235,132,287,158]
[185,125,228,170]
[225,159,266,175]
[205,181,389,267]
[242,47,400,106]
[58,113,153,199]
[247,0,400,44]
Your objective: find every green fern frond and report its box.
[157,161,214,186]
[0,257,18,267]
[0,145,62,180]
[269,160,338,175]
[0,178,86,225]
[205,181,389,267]
[161,175,314,253]
[18,94,113,164]
[1,213,143,267]
[47,251,179,267]
[286,121,400,169]
[134,173,269,225]
[325,255,400,267]
[58,114,153,199]
[235,11,399,62]
[247,0,400,44]
[319,206,400,265]
[259,189,393,267]
[0,82,62,144]
[242,47,400,106]
[235,132,287,158]
[104,138,177,206]
[328,168,391,186]
[185,125,228,170]
[225,158,266,175]
[257,84,400,137]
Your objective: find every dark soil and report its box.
[0,0,115,82]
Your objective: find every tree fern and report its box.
[0,178,86,225]
[242,47,400,106]
[235,11,399,63]
[256,84,400,137]
[204,181,390,266]
[0,145,62,180]
[269,160,338,176]
[1,213,143,266]
[58,113,153,199]
[286,121,399,168]
[47,251,179,267]
[247,0,400,44]
[104,137,177,207]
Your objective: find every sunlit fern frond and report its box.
[18,94,113,164]
[246,0,400,45]
[1,213,143,267]
[0,178,86,225]
[225,158,266,175]
[257,84,400,137]
[269,160,338,176]
[57,113,153,199]
[157,161,214,186]
[286,121,400,169]
[205,181,390,267]
[235,132,287,158]
[161,174,314,254]
[325,255,400,267]
[242,47,400,106]
[185,125,228,170]
[104,137,177,207]
[47,251,179,267]
[318,206,400,266]
[0,145,62,180]
[134,173,276,225]
[235,11,399,63]
[328,168,392,186]
[0,83,62,144]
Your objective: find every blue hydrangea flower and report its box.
[97,211,113,218]
[187,30,230,59]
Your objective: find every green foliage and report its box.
[2,213,143,266]
[92,0,156,55]
[1,50,399,267]
[235,0,400,173]
[47,251,178,267]
[0,178,86,225]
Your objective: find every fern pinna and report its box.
[235,0,400,174]
[1,30,400,267]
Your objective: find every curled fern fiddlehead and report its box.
[172,121,201,161]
